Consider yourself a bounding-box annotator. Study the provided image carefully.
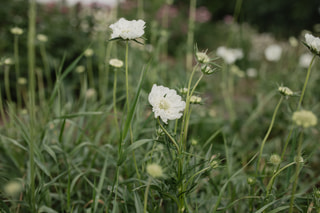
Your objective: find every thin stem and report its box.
[186,0,196,72]
[39,43,52,89]
[125,41,130,113]
[4,65,12,103]
[289,131,304,213]
[256,96,283,174]
[113,71,120,138]
[87,56,94,89]
[14,35,21,109]
[143,178,152,213]
[297,54,316,110]
[158,118,179,152]
[27,0,37,211]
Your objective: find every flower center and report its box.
[159,99,169,110]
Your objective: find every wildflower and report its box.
[148,84,186,124]
[109,58,124,68]
[294,156,304,163]
[191,138,198,145]
[85,88,97,99]
[289,36,298,47]
[75,65,85,74]
[196,51,210,64]
[179,87,188,95]
[304,33,320,55]
[146,163,163,178]
[10,27,23,35]
[270,154,281,166]
[84,48,94,57]
[201,65,215,75]
[4,180,23,197]
[264,44,282,62]
[246,68,257,78]
[247,177,256,185]
[109,18,146,40]
[4,58,13,65]
[292,110,317,128]
[299,53,313,68]
[190,95,202,104]
[230,65,245,78]
[18,77,27,85]
[216,46,243,64]
[278,86,293,97]
[37,34,48,43]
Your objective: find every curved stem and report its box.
[143,178,152,213]
[256,96,283,174]
[158,118,179,152]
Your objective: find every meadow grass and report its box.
[1,1,320,213]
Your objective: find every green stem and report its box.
[4,65,12,103]
[297,54,316,110]
[256,96,283,174]
[113,71,120,138]
[87,56,94,89]
[266,162,296,198]
[289,131,304,213]
[143,178,152,213]
[0,87,7,127]
[39,43,52,89]
[125,41,130,113]
[186,0,196,72]
[14,35,21,109]
[158,118,179,151]
[27,0,37,211]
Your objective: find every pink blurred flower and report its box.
[195,6,211,23]
[156,5,178,21]
[223,15,234,25]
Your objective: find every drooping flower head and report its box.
[278,86,293,97]
[304,33,320,56]
[109,18,146,40]
[148,84,186,124]
[264,44,282,62]
[292,110,317,128]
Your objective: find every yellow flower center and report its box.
[159,99,169,110]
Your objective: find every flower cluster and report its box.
[10,27,23,35]
[304,33,320,56]
[278,86,293,97]
[292,110,317,128]
[109,18,146,40]
[216,46,243,64]
[148,84,186,124]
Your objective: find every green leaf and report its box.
[0,199,10,213]
[133,190,144,213]
[126,139,153,153]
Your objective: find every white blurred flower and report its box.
[109,58,123,68]
[216,46,243,64]
[289,36,298,47]
[4,180,23,197]
[85,88,97,99]
[37,34,48,43]
[109,18,146,40]
[75,65,85,73]
[84,48,94,57]
[146,163,163,178]
[10,27,23,35]
[148,84,186,124]
[264,44,282,61]
[292,110,317,128]
[18,77,27,85]
[299,53,313,68]
[304,33,320,55]
[4,58,14,65]
[190,95,202,104]
[246,68,257,78]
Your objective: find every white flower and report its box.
[109,18,146,40]
[304,33,320,55]
[292,110,317,128]
[196,52,210,63]
[37,34,48,43]
[190,95,202,104]
[148,84,186,124]
[10,27,23,35]
[299,53,313,68]
[109,58,124,68]
[146,163,163,178]
[216,46,243,64]
[278,86,293,96]
[84,48,94,57]
[264,44,282,61]
[246,68,257,78]
[4,180,23,197]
